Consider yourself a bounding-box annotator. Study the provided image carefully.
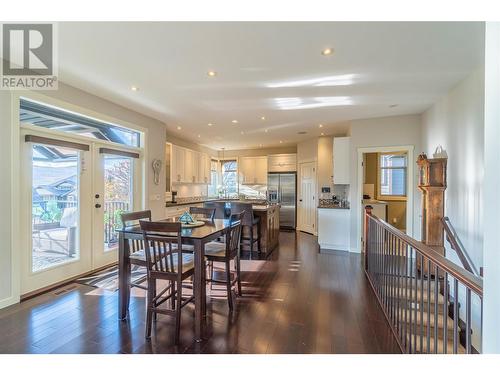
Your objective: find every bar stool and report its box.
[230,202,261,258]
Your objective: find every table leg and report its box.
[118,232,131,320]
[194,240,207,341]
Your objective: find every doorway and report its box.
[298,161,317,235]
[356,146,414,252]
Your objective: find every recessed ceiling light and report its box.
[131,86,138,91]
[321,132,325,136]
[264,129,268,133]
[176,126,182,130]
[207,70,217,77]
[321,47,334,56]
[232,120,238,124]
[319,124,324,128]
[279,140,283,144]
[197,134,201,138]
[208,123,213,127]
[259,144,263,147]
[240,131,244,135]
[261,116,266,120]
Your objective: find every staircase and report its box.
[364,210,483,354]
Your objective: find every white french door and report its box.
[92,148,140,269]
[21,129,142,294]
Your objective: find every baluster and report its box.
[443,271,448,354]
[413,248,418,352]
[409,246,413,353]
[434,264,439,354]
[466,288,472,354]
[420,253,424,353]
[404,243,408,352]
[427,259,431,354]
[453,278,459,354]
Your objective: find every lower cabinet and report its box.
[318,208,351,252]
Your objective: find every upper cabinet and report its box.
[333,137,350,184]
[171,144,211,185]
[239,156,268,184]
[268,153,297,172]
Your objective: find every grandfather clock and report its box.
[417,153,447,267]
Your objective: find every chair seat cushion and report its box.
[157,252,194,273]
[204,241,227,258]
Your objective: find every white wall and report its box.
[483,22,500,353]
[421,68,485,270]
[349,114,422,251]
[421,67,485,351]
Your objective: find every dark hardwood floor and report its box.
[0,231,400,354]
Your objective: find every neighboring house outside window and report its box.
[207,159,219,198]
[378,152,407,199]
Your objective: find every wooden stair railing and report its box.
[364,206,483,354]
[442,217,481,277]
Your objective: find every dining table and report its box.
[116,217,232,342]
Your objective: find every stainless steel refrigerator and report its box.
[267,173,296,230]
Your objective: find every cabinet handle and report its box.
[177,174,180,181]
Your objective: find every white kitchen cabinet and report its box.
[333,137,350,184]
[239,156,268,184]
[171,145,185,183]
[318,208,351,251]
[170,145,210,184]
[268,153,297,172]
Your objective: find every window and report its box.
[379,153,407,197]
[20,98,141,147]
[207,159,218,197]
[221,160,238,197]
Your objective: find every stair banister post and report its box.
[364,205,373,271]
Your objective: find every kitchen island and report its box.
[165,199,280,255]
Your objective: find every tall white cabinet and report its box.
[333,136,351,184]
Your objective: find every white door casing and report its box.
[298,161,317,235]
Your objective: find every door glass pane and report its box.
[32,145,80,272]
[104,155,133,251]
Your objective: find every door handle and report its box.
[95,203,102,208]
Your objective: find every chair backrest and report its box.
[226,212,244,256]
[139,220,183,276]
[205,201,228,219]
[120,210,152,254]
[190,206,216,221]
[230,202,254,226]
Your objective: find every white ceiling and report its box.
[58,22,484,150]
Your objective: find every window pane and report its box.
[32,145,80,272]
[20,99,141,147]
[221,160,238,196]
[380,154,407,168]
[380,167,406,196]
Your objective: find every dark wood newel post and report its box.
[364,205,373,271]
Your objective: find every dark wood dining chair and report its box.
[230,202,261,258]
[205,201,229,219]
[139,220,195,343]
[120,210,152,293]
[189,206,216,221]
[204,212,244,311]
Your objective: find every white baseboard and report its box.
[319,243,349,252]
[0,295,20,310]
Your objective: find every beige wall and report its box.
[0,91,12,304]
[349,114,422,250]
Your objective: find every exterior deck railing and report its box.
[364,207,483,354]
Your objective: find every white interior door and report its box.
[21,132,93,294]
[298,162,317,235]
